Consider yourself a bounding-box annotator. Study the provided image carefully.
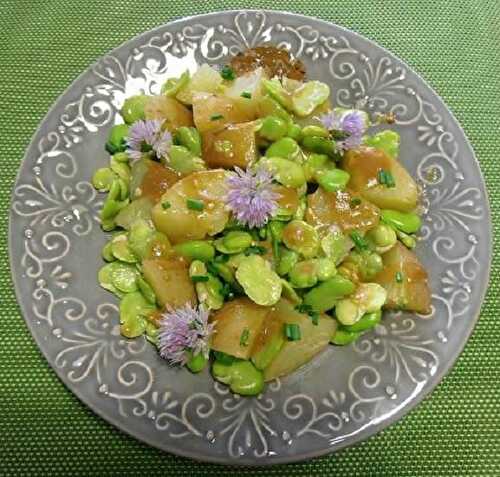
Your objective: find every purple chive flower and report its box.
[319,110,367,153]
[225,165,281,228]
[126,119,172,161]
[158,304,214,366]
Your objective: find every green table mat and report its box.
[1,0,499,475]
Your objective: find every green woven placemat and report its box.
[1,1,499,475]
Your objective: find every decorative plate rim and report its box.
[8,9,493,466]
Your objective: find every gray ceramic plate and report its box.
[9,10,492,465]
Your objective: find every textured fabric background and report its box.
[1,1,499,475]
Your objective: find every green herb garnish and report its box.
[220,65,236,81]
[240,328,250,347]
[191,275,209,283]
[350,231,369,250]
[161,201,171,210]
[210,113,224,121]
[284,323,301,341]
[378,169,396,188]
[244,245,267,256]
[395,271,403,283]
[186,198,204,211]
[240,91,252,99]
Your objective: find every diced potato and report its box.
[144,96,193,130]
[202,121,258,169]
[115,197,153,230]
[176,64,223,105]
[306,187,380,234]
[342,147,419,212]
[223,68,266,118]
[130,159,180,202]
[373,242,431,314]
[142,257,197,308]
[192,93,255,133]
[262,300,337,381]
[210,298,269,359]
[152,170,230,244]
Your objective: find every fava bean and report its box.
[113,152,129,163]
[330,328,360,345]
[128,220,154,259]
[282,220,319,258]
[98,263,122,295]
[303,275,356,312]
[137,276,157,304]
[341,310,382,332]
[212,360,264,396]
[303,153,331,181]
[259,115,288,141]
[258,95,292,123]
[365,224,397,253]
[215,231,253,254]
[111,234,138,263]
[301,136,337,157]
[302,125,329,138]
[101,218,116,232]
[265,137,301,161]
[316,258,337,281]
[166,145,206,174]
[110,159,131,183]
[119,291,156,338]
[345,250,383,281]
[92,167,115,191]
[173,240,215,262]
[111,263,140,293]
[321,231,353,265]
[291,81,330,117]
[396,229,417,249]
[106,124,129,154]
[286,123,302,141]
[276,246,299,276]
[363,130,400,160]
[317,168,350,192]
[186,352,208,373]
[280,279,302,304]
[335,283,387,325]
[121,95,149,124]
[175,126,202,156]
[189,260,224,310]
[101,196,129,221]
[288,260,318,288]
[381,209,422,234]
[102,240,116,262]
[161,70,190,97]
[252,332,285,370]
[262,79,293,110]
[260,157,306,188]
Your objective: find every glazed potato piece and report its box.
[192,93,255,133]
[223,68,266,118]
[262,300,337,381]
[210,298,269,359]
[130,159,180,202]
[373,242,431,314]
[144,95,194,130]
[306,187,380,233]
[202,121,258,169]
[342,147,419,212]
[142,257,197,308]
[152,170,229,244]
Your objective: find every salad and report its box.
[92,46,431,396]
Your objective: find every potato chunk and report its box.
[142,257,196,309]
[210,298,269,360]
[342,147,419,212]
[373,242,431,314]
[152,170,229,244]
[306,187,380,233]
[144,96,193,130]
[202,121,258,169]
[130,159,180,202]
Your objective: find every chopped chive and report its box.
[295,303,313,314]
[378,169,396,188]
[214,254,230,263]
[210,113,224,121]
[191,275,209,283]
[213,350,235,365]
[220,65,236,81]
[310,312,319,326]
[350,231,369,250]
[240,328,250,347]
[395,271,403,283]
[161,201,171,210]
[240,91,252,99]
[186,198,204,211]
[244,245,267,256]
[350,197,362,208]
[377,169,387,185]
[284,323,301,341]
[206,262,220,277]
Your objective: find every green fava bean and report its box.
[102,240,115,262]
[258,95,292,123]
[189,260,224,310]
[110,159,131,183]
[101,218,116,232]
[317,168,351,192]
[365,224,397,251]
[363,130,400,160]
[175,126,202,156]
[259,115,288,141]
[276,246,299,276]
[111,234,138,263]
[113,152,129,163]
[303,275,356,312]
[252,333,285,370]
[282,220,320,258]
[212,360,264,396]
[111,263,140,293]
[381,209,422,234]
[303,154,331,181]
[289,260,319,288]
[92,167,116,191]
[128,220,154,259]
[286,123,302,141]
[330,328,360,345]
[186,352,208,373]
[321,232,352,265]
[396,229,417,249]
[265,137,301,161]
[162,70,190,97]
[145,321,159,346]
[262,79,293,110]
[302,125,329,138]
[301,136,337,157]
[167,145,206,174]
[316,258,337,281]
[105,124,129,154]
[215,231,253,254]
[119,291,156,338]
[121,95,149,124]
[235,255,282,306]
[292,81,330,117]
[260,157,306,188]
[342,310,382,332]
[174,240,215,262]
[280,279,302,304]
[98,263,121,295]
[101,196,129,221]
[137,276,157,304]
